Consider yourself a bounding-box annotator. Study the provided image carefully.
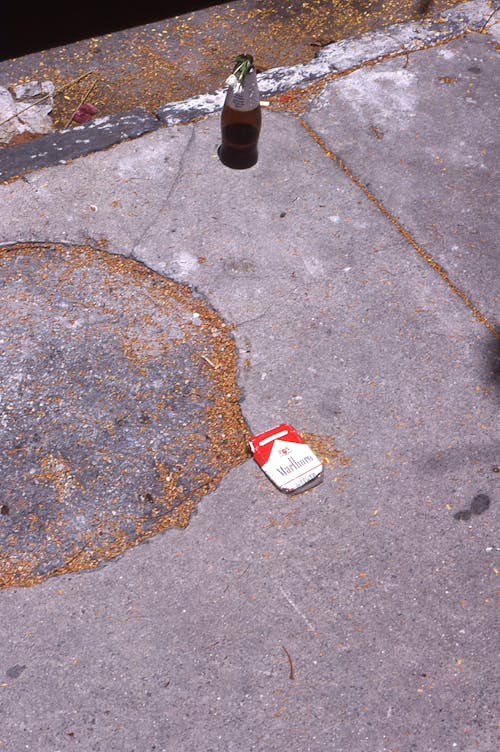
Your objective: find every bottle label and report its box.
[226,69,260,112]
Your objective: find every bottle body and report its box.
[219,67,261,169]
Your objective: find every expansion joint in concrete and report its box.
[298,117,499,339]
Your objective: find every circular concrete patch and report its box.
[0,242,248,589]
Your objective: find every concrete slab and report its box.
[304,31,500,324]
[0,10,498,752]
[0,242,247,588]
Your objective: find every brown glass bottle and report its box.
[219,104,262,169]
[219,60,261,170]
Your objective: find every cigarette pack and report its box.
[249,424,323,494]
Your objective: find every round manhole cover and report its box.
[0,242,248,589]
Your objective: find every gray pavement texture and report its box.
[0,243,247,587]
[0,3,499,752]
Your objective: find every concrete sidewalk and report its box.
[0,2,498,751]
[0,0,470,128]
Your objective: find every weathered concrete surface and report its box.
[0,0,469,129]
[305,30,500,324]
[0,10,498,752]
[0,242,247,588]
[0,109,160,181]
[0,1,492,179]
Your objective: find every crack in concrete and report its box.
[130,124,196,258]
[298,117,499,338]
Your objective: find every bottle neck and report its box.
[225,69,260,112]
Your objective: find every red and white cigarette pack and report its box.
[249,424,323,494]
